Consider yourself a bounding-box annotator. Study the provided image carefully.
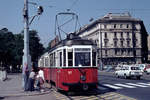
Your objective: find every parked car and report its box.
[144,64,150,75]
[115,65,142,79]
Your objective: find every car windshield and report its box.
[131,67,140,70]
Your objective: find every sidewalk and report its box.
[0,73,51,98]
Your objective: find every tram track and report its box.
[52,87,136,100]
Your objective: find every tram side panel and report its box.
[43,68,50,83]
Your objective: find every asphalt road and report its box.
[98,71,150,100]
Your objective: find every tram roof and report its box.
[48,36,93,53]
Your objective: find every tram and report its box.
[38,33,98,91]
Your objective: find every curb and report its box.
[1,90,52,98]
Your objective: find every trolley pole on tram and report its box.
[22,0,31,91]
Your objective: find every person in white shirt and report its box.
[36,69,45,91]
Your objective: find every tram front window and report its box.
[75,52,91,66]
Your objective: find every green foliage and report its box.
[29,30,45,63]
[0,28,15,69]
[0,28,45,70]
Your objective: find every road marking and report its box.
[115,83,136,88]
[126,83,149,87]
[103,84,123,89]
[137,82,150,86]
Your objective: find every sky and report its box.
[0,0,150,47]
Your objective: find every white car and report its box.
[115,65,142,79]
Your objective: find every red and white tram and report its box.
[38,34,98,91]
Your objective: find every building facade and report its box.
[147,35,150,62]
[77,13,148,67]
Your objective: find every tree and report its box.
[0,28,15,69]
[29,30,45,65]
[13,34,24,67]
[0,28,45,71]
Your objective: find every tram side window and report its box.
[54,53,56,67]
[45,58,49,67]
[92,52,96,66]
[50,54,52,67]
[60,52,62,66]
[63,49,66,66]
[68,52,73,66]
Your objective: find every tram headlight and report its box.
[80,75,86,81]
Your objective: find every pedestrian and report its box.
[28,68,36,91]
[36,69,45,92]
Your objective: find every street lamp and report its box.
[22,0,43,91]
[98,23,103,70]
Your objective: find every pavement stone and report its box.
[0,73,55,100]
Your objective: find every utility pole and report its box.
[99,23,103,70]
[22,0,31,91]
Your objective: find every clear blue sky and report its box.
[0,0,150,47]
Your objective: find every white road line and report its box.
[126,83,149,87]
[115,83,136,88]
[137,82,150,86]
[103,84,122,89]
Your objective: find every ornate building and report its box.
[77,13,148,66]
[147,35,150,62]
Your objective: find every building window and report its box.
[127,32,129,38]
[121,49,124,55]
[121,41,123,47]
[114,24,116,28]
[121,32,123,38]
[127,24,129,28]
[114,41,117,47]
[120,24,123,28]
[104,25,107,29]
[127,41,130,47]
[115,49,117,55]
[104,41,108,47]
[114,32,117,38]
[104,32,107,38]
[128,49,130,55]
[105,50,107,56]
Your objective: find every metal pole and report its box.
[99,23,103,70]
[22,0,31,91]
